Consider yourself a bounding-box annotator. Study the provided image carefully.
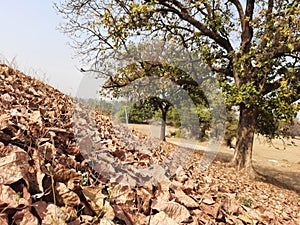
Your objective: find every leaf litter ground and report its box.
[0,64,299,225]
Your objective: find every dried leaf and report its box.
[201,193,215,205]
[0,184,19,208]
[30,148,45,192]
[110,184,135,205]
[0,146,29,184]
[29,110,42,126]
[13,208,39,225]
[53,166,81,183]
[0,213,8,225]
[148,211,179,225]
[174,189,198,208]
[103,201,115,221]
[55,182,80,207]
[222,196,240,215]
[82,186,106,214]
[0,114,10,130]
[112,204,135,225]
[32,201,49,220]
[136,187,152,213]
[38,142,56,161]
[152,201,190,223]
[42,204,68,225]
[100,219,115,225]
[237,214,253,224]
[200,203,221,218]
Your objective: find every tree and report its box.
[103,61,209,141]
[142,97,171,141]
[116,97,171,141]
[56,0,300,173]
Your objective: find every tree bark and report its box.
[232,104,257,172]
[160,108,167,141]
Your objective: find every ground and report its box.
[1,64,299,224]
[128,123,300,193]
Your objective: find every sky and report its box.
[0,0,99,97]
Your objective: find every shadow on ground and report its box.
[214,150,300,194]
[254,165,300,194]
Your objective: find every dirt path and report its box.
[128,123,300,193]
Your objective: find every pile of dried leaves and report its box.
[0,64,299,225]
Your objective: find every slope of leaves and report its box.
[0,64,299,225]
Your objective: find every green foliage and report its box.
[117,101,155,123]
[165,107,181,128]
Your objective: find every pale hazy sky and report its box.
[0,0,89,96]
[0,0,245,99]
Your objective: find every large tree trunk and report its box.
[232,104,257,172]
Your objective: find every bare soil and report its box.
[128,123,300,193]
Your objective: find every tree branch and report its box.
[156,0,234,54]
[260,0,274,49]
[228,0,245,31]
[241,0,255,53]
[271,43,300,59]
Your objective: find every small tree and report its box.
[103,61,209,141]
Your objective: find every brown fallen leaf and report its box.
[79,215,94,224]
[241,205,262,221]
[32,201,49,221]
[102,201,115,221]
[148,211,179,225]
[55,182,80,207]
[0,114,10,131]
[110,184,135,206]
[0,146,30,184]
[82,186,106,214]
[152,200,190,223]
[112,204,135,225]
[30,147,45,192]
[201,193,215,205]
[45,127,67,133]
[136,187,153,214]
[222,196,240,215]
[42,204,72,225]
[0,213,8,225]
[12,208,39,225]
[174,189,199,208]
[29,110,43,126]
[175,170,188,183]
[99,219,115,225]
[38,142,56,161]
[42,204,67,225]
[237,214,253,224]
[53,166,81,183]
[200,202,221,219]
[0,184,20,209]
